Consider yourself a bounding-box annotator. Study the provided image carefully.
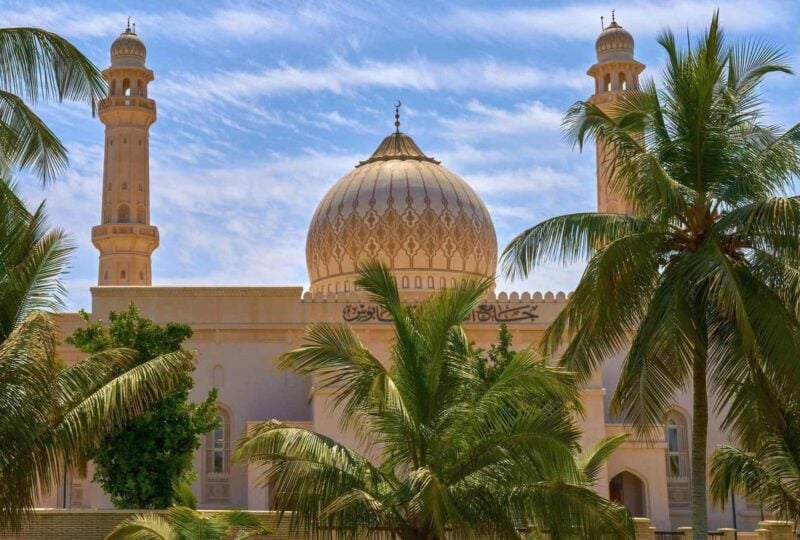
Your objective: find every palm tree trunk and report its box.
[691,335,709,540]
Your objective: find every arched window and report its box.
[427,276,434,289]
[401,276,409,289]
[440,277,446,288]
[414,276,422,288]
[136,206,146,224]
[665,410,689,479]
[603,73,612,92]
[618,72,627,91]
[117,203,130,223]
[204,407,232,504]
[122,78,131,96]
[207,409,230,475]
[120,270,127,280]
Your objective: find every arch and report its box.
[609,470,647,517]
[117,203,130,223]
[603,73,612,92]
[401,276,409,289]
[440,277,446,288]
[427,276,434,289]
[344,281,350,292]
[414,276,422,288]
[618,72,627,91]
[665,408,690,479]
[122,78,131,96]
[120,269,127,281]
[138,271,144,282]
[136,205,146,224]
[212,365,224,388]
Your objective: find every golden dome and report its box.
[595,20,634,62]
[111,26,146,67]
[306,130,497,294]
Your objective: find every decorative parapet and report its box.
[300,290,570,324]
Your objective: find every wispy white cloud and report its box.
[158,58,588,106]
[440,100,564,138]
[442,0,788,42]
[0,2,363,44]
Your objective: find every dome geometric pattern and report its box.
[306,132,497,294]
[111,28,147,67]
[595,20,634,62]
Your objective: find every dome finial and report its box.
[126,16,132,33]
[394,100,402,133]
[611,9,616,22]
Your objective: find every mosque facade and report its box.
[45,20,760,532]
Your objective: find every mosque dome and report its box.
[595,19,634,62]
[306,128,497,295]
[110,25,146,67]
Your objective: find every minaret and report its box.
[587,13,645,214]
[92,21,158,286]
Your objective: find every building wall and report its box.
[49,285,751,531]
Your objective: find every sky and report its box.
[8,0,800,311]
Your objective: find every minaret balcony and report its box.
[92,223,159,254]
[100,95,155,110]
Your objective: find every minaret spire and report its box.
[394,100,401,133]
[92,27,158,286]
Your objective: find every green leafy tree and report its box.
[235,261,633,539]
[475,323,517,384]
[0,181,193,530]
[502,12,800,538]
[67,304,218,509]
[105,481,271,540]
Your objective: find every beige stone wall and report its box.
[0,509,299,540]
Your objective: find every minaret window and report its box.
[618,72,627,91]
[117,203,130,223]
[122,182,127,190]
[122,78,131,96]
[603,74,612,92]
[136,206,146,224]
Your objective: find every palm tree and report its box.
[0,181,195,531]
[709,381,800,522]
[105,481,271,540]
[501,12,800,539]
[0,27,105,184]
[235,261,633,539]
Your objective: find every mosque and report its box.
[45,18,759,532]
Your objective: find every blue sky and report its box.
[9,0,800,311]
